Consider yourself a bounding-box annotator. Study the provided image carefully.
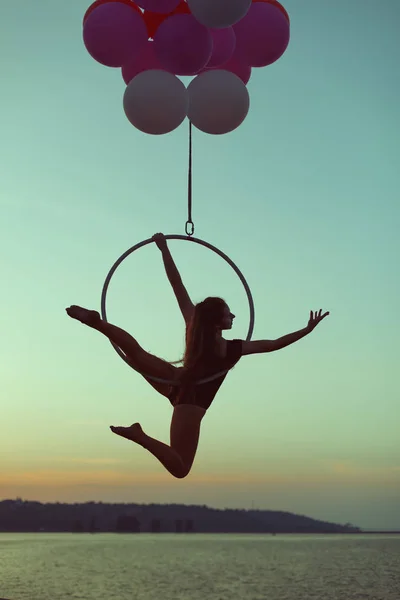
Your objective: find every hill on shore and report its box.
[0,499,360,534]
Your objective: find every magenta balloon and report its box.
[233,2,290,67]
[135,0,180,13]
[154,14,213,76]
[206,28,236,69]
[122,41,164,84]
[83,3,148,67]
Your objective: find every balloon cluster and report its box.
[83,0,290,135]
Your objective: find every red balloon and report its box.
[253,0,289,23]
[144,0,190,39]
[122,41,163,84]
[203,49,251,85]
[83,0,141,24]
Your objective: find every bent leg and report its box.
[169,405,205,474]
[110,423,187,479]
[141,434,187,479]
[110,406,205,479]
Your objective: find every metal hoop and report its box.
[100,235,255,385]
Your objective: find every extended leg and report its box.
[66,305,176,385]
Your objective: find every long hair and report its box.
[181,297,226,380]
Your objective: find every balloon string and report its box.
[185,121,194,236]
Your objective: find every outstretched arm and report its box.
[241,309,329,355]
[153,233,194,326]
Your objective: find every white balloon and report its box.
[188,70,250,135]
[187,0,251,28]
[123,70,188,135]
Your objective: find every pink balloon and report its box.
[136,0,180,13]
[188,70,250,135]
[122,41,164,84]
[233,2,290,67]
[154,14,213,75]
[83,3,148,67]
[206,28,236,69]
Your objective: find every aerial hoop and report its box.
[100,234,255,385]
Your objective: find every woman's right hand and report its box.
[307,309,329,332]
[152,232,167,250]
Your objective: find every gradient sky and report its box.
[0,0,399,530]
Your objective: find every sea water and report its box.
[0,533,399,600]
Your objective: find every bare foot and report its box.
[66,305,101,327]
[110,423,146,446]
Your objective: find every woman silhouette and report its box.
[66,233,329,478]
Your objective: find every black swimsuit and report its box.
[168,339,243,411]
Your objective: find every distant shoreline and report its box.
[1,530,399,535]
[2,500,398,534]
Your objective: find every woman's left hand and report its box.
[307,309,329,332]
